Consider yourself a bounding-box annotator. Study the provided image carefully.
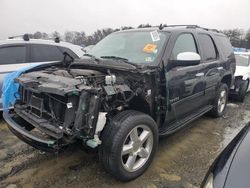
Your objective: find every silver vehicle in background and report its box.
[0,34,84,111]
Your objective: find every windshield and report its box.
[235,54,250,66]
[88,31,169,64]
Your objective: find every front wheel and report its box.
[210,84,228,117]
[98,110,158,181]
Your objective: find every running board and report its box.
[159,105,213,136]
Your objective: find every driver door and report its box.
[164,33,204,124]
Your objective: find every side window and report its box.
[0,46,26,65]
[198,34,217,61]
[171,33,198,60]
[30,44,64,62]
[216,36,233,58]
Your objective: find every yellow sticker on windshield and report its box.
[143,44,157,53]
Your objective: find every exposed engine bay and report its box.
[10,63,162,150]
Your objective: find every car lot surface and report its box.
[0,95,250,188]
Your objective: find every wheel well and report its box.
[129,97,151,115]
[221,75,232,88]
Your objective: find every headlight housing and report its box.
[203,173,214,188]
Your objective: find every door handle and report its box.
[195,72,204,77]
[217,67,223,70]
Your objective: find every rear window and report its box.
[216,35,233,58]
[30,44,64,62]
[0,46,26,65]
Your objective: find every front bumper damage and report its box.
[4,109,107,152]
[3,111,58,151]
[3,70,107,151]
[3,62,154,152]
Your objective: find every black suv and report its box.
[3,25,235,181]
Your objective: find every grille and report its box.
[20,87,68,123]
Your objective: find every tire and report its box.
[237,80,248,102]
[98,110,158,181]
[210,84,228,117]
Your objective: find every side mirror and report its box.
[177,52,201,61]
[168,52,201,69]
[63,52,74,66]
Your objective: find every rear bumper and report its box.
[230,77,248,96]
[3,111,59,152]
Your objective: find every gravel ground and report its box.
[0,94,250,188]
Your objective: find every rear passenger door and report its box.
[197,33,221,104]
[28,44,65,66]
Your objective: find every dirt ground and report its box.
[1,95,250,188]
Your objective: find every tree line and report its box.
[221,28,250,49]
[29,24,250,49]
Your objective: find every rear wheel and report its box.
[210,84,228,117]
[98,110,158,181]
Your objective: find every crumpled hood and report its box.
[15,70,97,96]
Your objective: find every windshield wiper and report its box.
[100,56,138,67]
[83,53,100,63]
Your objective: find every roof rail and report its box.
[158,24,200,30]
[8,33,30,41]
[54,37,60,43]
[158,24,221,33]
[198,27,220,33]
[8,34,61,43]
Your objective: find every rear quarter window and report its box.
[216,35,233,58]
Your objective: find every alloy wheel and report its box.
[121,125,153,172]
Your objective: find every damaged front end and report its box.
[4,62,160,151]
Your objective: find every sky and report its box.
[0,0,249,39]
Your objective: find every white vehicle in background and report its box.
[0,34,84,111]
[82,45,95,53]
[230,52,250,102]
